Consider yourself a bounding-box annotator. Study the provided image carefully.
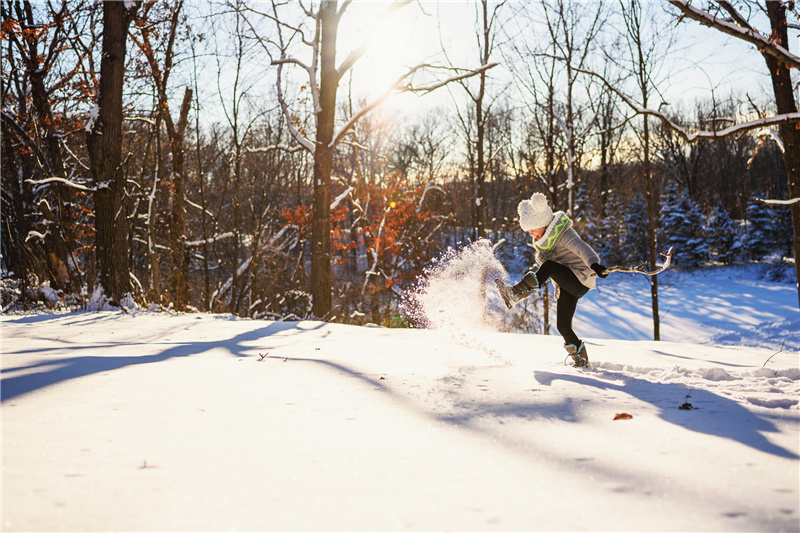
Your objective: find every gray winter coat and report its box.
[534,211,601,290]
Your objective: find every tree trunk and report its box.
[310,1,339,318]
[86,1,138,304]
[168,87,193,311]
[474,0,488,240]
[19,0,76,292]
[643,113,661,341]
[764,1,800,310]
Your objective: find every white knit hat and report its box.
[518,192,554,232]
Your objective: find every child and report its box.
[495,192,608,367]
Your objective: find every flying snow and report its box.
[402,239,508,336]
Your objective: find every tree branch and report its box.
[668,0,800,70]
[575,65,800,143]
[330,63,497,149]
[336,0,412,81]
[246,143,304,154]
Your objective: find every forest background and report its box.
[2,0,798,339]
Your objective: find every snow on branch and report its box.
[416,185,447,213]
[575,66,800,143]
[84,104,100,133]
[246,144,304,154]
[26,177,94,192]
[274,61,316,154]
[748,129,784,168]
[755,197,800,206]
[185,232,235,247]
[331,187,353,210]
[669,0,800,70]
[25,230,46,243]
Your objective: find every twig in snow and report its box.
[763,343,785,368]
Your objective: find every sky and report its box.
[190,1,786,143]
[332,1,779,119]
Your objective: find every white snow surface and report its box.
[2,251,799,531]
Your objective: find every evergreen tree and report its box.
[619,192,650,264]
[573,182,599,248]
[744,191,776,260]
[659,182,709,268]
[598,190,624,265]
[772,205,794,258]
[707,203,741,264]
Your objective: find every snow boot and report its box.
[565,341,589,368]
[494,270,539,309]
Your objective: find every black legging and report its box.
[534,260,589,346]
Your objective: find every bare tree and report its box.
[1,1,95,294]
[444,0,506,239]
[85,0,140,304]
[132,0,193,310]
[668,0,800,308]
[244,0,496,317]
[543,0,605,216]
[617,0,671,341]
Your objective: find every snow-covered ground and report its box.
[2,259,799,531]
[578,263,800,352]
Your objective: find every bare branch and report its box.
[275,61,316,154]
[716,0,753,29]
[668,0,800,70]
[401,62,498,94]
[575,66,800,142]
[246,144,304,154]
[336,0,412,80]
[755,197,800,206]
[330,63,497,149]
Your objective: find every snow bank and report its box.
[1,312,798,532]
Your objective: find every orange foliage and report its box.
[277,173,448,291]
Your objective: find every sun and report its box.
[338,3,435,104]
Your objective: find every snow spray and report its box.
[402,239,510,362]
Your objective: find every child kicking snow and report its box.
[495,192,609,367]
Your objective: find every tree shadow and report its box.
[1,318,323,403]
[533,369,799,460]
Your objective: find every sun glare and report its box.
[339,3,437,106]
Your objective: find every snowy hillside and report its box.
[2,313,798,531]
[578,263,800,352]
[2,254,799,531]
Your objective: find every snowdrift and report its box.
[2,309,798,532]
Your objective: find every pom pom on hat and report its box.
[518,192,554,232]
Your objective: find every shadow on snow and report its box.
[533,369,799,460]
[1,317,322,403]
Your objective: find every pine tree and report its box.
[772,205,794,258]
[599,190,624,265]
[744,191,776,260]
[707,203,741,264]
[659,183,709,268]
[619,192,650,264]
[573,182,599,248]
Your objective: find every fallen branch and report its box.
[597,247,674,277]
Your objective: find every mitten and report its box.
[591,263,609,278]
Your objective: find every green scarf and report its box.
[534,211,572,253]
